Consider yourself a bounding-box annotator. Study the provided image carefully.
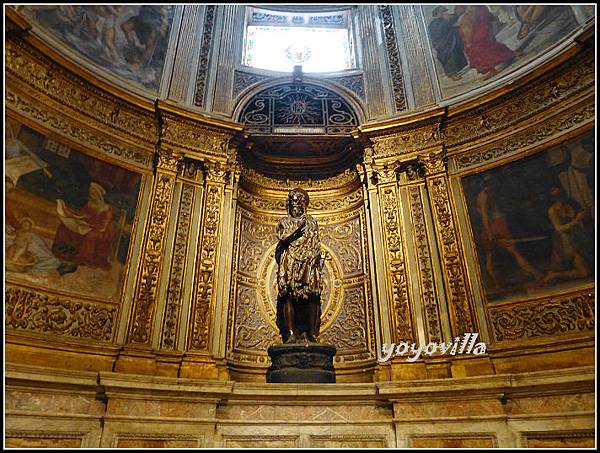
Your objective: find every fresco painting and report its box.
[424,5,579,98]
[5,117,142,301]
[461,130,594,303]
[19,5,174,91]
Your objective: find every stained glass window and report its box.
[243,8,354,73]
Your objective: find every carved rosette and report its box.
[489,292,594,342]
[128,150,183,345]
[421,151,476,336]
[407,185,442,343]
[377,166,415,343]
[188,160,228,351]
[6,286,116,341]
[160,182,196,350]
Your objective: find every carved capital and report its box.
[419,149,446,176]
[156,148,183,173]
[204,159,229,184]
[373,161,401,185]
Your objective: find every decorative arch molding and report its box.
[232,77,366,131]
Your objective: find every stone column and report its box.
[355,5,395,119]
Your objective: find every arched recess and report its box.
[232,77,367,130]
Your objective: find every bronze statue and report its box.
[275,188,324,344]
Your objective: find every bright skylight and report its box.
[243,25,353,73]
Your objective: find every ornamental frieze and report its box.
[6,91,153,169]
[489,291,594,342]
[161,115,232,157]
[451,101,594,171]
[6,286,116,341]
[443,51,594,150]
[370,125,442,159]
[241,167,360,192]
[6,41,156,146]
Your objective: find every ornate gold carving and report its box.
[234,286,279,351]
[6,286,116,341]
[489,292,594,342]
[6,91,152,168]
[320,218,362,276]
[161,183,195,350]
[241,166,360,192]
[129,170,180,344]
[162,115,231,157]
[452,102,594,170]
[426,176,475,335]
[408,186,442,343]
[319,287,368,351]
[419,149,446,175]
[189,184,224,350]
[371,124,441,159]
[380,185,414,342]
[444,52,594,149]
[6,41,156,146]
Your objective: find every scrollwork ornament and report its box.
[380,185,414,342]
[6,286,116,341]
[490,292,594,342]
[189,184,224,350]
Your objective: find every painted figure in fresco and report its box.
[52,182,117,274]
[275,188,324,344]
[515,6,550,40]
[428,6,469,81]
[476,175,543,288]
[456,5,516,80]
[544,187,594,285]
[121,6,168,70]
[5,177,61,274]
[557,141,594,224]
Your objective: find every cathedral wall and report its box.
[4,5,595,448]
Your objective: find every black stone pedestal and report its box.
[266,343,337,383]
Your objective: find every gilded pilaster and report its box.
[374,161,415,344]
[358,149,393,350]
[187,160,228,353]
[158,159,204,352]
[126,148,183,347]
[419,150,477,337]
[401,166,445,345]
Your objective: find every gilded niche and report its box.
[228,180,375,366]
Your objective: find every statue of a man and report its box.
[275,188,324,344]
